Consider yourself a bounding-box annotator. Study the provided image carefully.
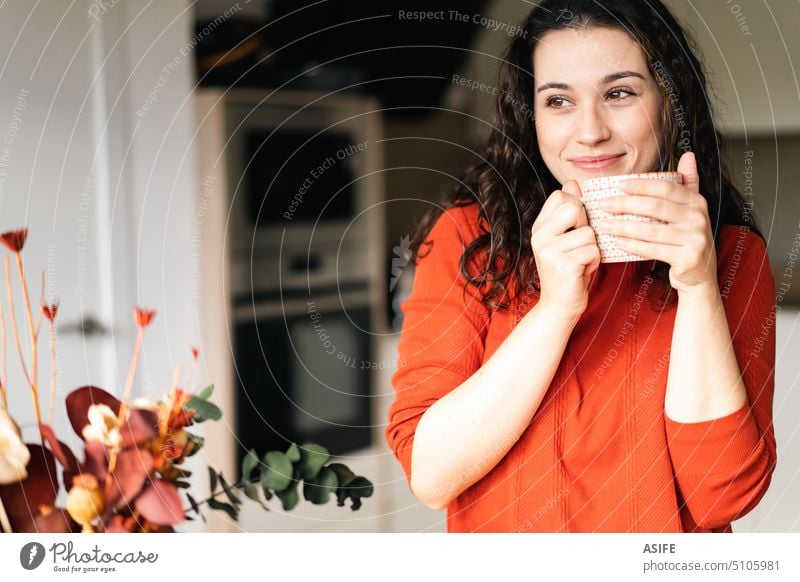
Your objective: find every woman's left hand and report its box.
[593,152,718,294]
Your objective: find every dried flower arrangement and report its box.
[0,228,373,533]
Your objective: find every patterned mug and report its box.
[580,172,683,263]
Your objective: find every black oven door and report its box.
[233,295,373,464]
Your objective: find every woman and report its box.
[385,0,776,533]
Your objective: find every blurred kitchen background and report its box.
[0,0,798,532]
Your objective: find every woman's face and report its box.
[533,26,663,185]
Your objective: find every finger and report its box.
[617,178,690,204]
[548,225,598,253]
[535,198,584,239]
[565,243,602,269]
[612,235,676,263]
[586,267,601,293]
[562,180,588,228]
[596,195,684,223]
[677,151,700,193]
[537,189,572,225]
[596,218,685,245]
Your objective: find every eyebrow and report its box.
[535,71,646,94]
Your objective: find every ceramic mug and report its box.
[580,171,683,263]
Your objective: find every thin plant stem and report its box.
[14,251,42,439]
[106,325,145,488]
[4,257,32,386]
[0,495,12,533]
[47,318,57,424]
[34,270,44,338]
[117,326,144,425]
[4,258,41,444]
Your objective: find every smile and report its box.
[570,154,626,171]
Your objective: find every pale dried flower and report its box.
[82,404,122,449]
[0,405,30,484]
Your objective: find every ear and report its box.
[677,151,700,194]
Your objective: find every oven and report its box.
[232,287,373,459]
[222,91,383,465]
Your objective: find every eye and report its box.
[544,95,570,109]
[607,87,637,100]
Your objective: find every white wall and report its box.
[733,309,800,532]
[0,0,199,525]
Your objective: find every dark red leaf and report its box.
[82,440,109,481]
[0,445,60,531]
[65,386,121,439]
[102,514,130,533]
[0,228,28,252]
[39,424,79,473]
[34,508,79,533]
[120,409,158,448]
[134,480,184,525]
[105,448,153,510]
[39,424,81,489]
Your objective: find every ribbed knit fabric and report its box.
[385,202,777,532]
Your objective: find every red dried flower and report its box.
[134,307,156,328]
[42,302,59,321]
[191,347,198,360]
[0,228,28,253]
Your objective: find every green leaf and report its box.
[261,479,273,501]
[328,463,356,487]
[241,449,260,482]
[186,493,206,523]
[197,384,214,400]
[186,396,222,422]
[208,467,218,493]
[337,476,374,511]
[185,432,205,457]
[303,467,339,505]
[285,443,301,463]
[298,443,329,481]
[187,493,200,513]
[261,451,293,492]
[243,481,269,510]
[208,497,238,520]
[219,474,242,507]
[276,483,299,511]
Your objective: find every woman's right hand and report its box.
[531,179,601,318]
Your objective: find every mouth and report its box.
[570,154,625,172]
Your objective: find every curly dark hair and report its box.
[407,0,762,312]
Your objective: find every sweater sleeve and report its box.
[664,226,777,530]
[384,205,491,488]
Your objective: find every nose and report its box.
[576,102,612,146]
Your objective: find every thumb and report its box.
[561,179,582,199]
[561,179,588,227]
[677,151,700,193]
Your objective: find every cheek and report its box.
[535,117,565,157]
[611,105,660,145]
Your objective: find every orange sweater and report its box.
[385,203,777,532]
